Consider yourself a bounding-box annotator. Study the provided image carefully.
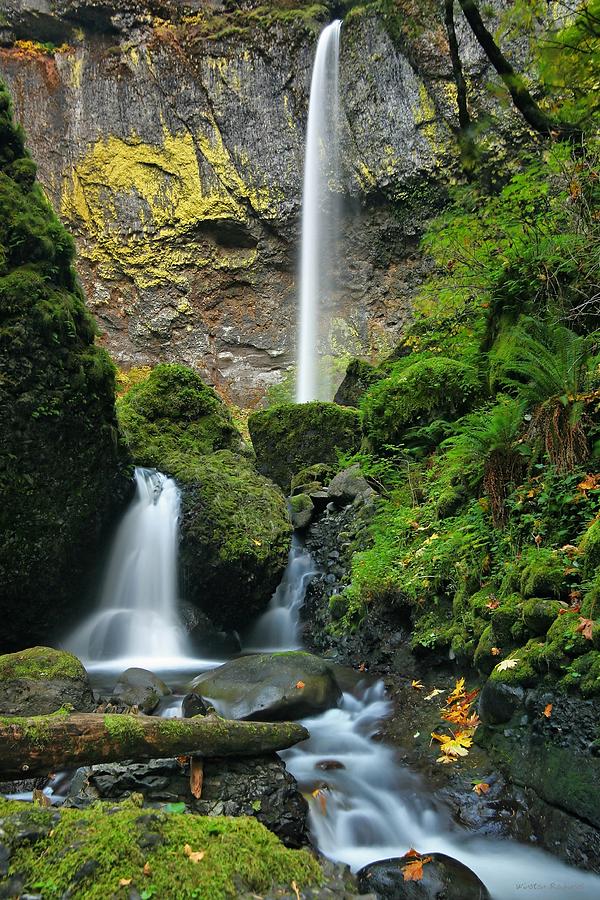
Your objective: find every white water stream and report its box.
[296,20,342,403]
[66,468,190,669]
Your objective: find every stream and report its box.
[47,469,600,898]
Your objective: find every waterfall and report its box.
[296,19,342,403]
[66,468,188,667]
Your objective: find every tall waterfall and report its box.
[67,468,188,666]
[296,19,342,403]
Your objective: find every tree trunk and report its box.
[445,0,471,133]
[0,712,309,780]
[456,0,558,136]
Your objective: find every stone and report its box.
[248,402,361,493]
[181,692,211,718]
[189,651,342,721]
[110,668,171,714]
[328,465,374,507]
[0,647,95,716]
[478,679,525,725]
[181,605,241,657]
[289,494,314,530]
[334,358,385,407]
[356,852,491,899]
[65,754,309,847]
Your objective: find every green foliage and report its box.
[0,799,321,899]
[117,363,242,472]
[0,79,130,651]
[361,354,481,453]
[248,401,361,492]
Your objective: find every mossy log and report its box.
[0,713,309,780]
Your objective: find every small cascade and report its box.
[297,19,342,403]
[66,467,189,668]
[244,537,317,651]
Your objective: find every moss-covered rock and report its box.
[171,451,291,630]
[522,597,562,635]
[0,799,322,899]
[334,358,385,407]
[580,517,600,579]
[0,646,94,715]
[487,641,543,688]
[562,651,600,697]
[248,402,361,492]
[517,549,567,599]
[290,462,335,495]
[361,354,481,451]
[0,80,130,651]
[117,363,242,470]
[289,493,314,530]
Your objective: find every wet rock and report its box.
[478,679,525,726]
[182,606,241,657]
[110,668,171,714]
[0,647,95,715]
[189,651,341,721]
[65,754,309,847]
[0,844,10,877]
[181,692,211,718]
[289,494,314,530]
[356,852,491,899]
[328,465,374,507]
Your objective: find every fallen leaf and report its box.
[402,855,432,881]
[177,755,189,767]
[311,788,328,815]
[486,600,500,610]
[190,757,204,800]
[119,879,132,887]
[291,880,301,900]
[413,731,420,738]
[405,848,421,858]
[495,658,519,672]
[358,662,367,672]
[411,679,424,690]
[184,844,205,864]
[472,781,490,795]
[143,863,152,876]
[543,703,553,718]
[576,617,594,640]
[296,681,305,689]
[491,646,502,656]
[446,677,466,703]
[424,688,444,700]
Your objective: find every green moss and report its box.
[0,79,130,650]
[0,800,321,899]
[517,549,567,599]
[562,651,600,697]
[248,402,361,492]
[289,493,313,514]
[290,463,335,494]
[410,606,456,655]
[117,364,241,471]
[334,358,385,407]
[103,714,146,743]
[0,646,86,681]
[172,451,291,630]
[488,641,543,687]
[361,354,481,452]
[522,598,562,635]
[580,517,600,579]
[582,571,600,619]
[474,625,498,675]
[542,613,592,667]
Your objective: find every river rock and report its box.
[478,679,525,726]
[357,852,491,899]
[328,465,374,507]
[0,647,95,715]
[289,494,314,530]
[189,651,342,721]
[66,754,309,847]
[110,667,171,714]
[181,691,212,718]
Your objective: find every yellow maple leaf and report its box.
[411,679,424,690]
[424,687,444,700]
[495,658,519,672]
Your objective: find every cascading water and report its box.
[66,468,189,668]
[244,536,318,651]
[296,19,342,403]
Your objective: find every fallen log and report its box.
[0,712,309,780]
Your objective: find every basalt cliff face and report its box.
[0,0,528,404]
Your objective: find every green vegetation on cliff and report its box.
[333,129,600,698]
[0,79,130,652]
[0,799,321,899]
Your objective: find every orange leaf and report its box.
[405,848,421,858]
[486,600,500,610]
[491,646,502,656]
[119,879,132,887]
[576,617,594,640]
[143,862,152,876]
[184,844,205,864]
[472,781,490,795]
[296,681,305,689]
[190,757,204,800]
[402,856,433,882]
[312,788,328,815]
[543,703,553,718]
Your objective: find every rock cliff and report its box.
[0,0,530,403]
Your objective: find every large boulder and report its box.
[66,754,309,848]
[334,358,385,407]
[117,363,242,470]
[172,451,291,630]
[248,402,361,493]
[357,852,490,899]
[0,647,95,715]
[110,667,171,714]
[0,80,131,651]
[328,464,374,507]
[189,651,342,721]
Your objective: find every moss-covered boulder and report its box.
[171,451,291,630]
[248,402,361,492]
[361,354,481,451]
[334,358,384,407]
[0,646,94,715]
[0,81,130,651]
[117,363,242,470]
[289,493,314,530]
[0,799,321,899]
[190,651,342,721]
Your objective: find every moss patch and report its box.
[0,647,86,682]
[0,799,322,899]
